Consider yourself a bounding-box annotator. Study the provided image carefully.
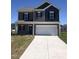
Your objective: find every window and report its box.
[20,25,25,31]
[18,24,25,31]
[37,12,42,18]
[24,12,28,21]
[49,11,54,20]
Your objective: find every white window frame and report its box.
[37,12,42,18]
[49,11,54,19]
[24,12,28,20]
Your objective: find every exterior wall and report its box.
[26,12,33,21]
[45,6,59,21]
[17,21,60,35]
[18,12,33,21]
[33,11,45,21]
[18,6,59,22]
[17,3,60,35]
[17,24,33,35]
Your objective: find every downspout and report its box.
[33,24,34,36]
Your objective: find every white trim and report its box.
[43,4,52,10]
[34,5,52,11]
[17,21,59,24]
[34,9,44,11]
[50,11,54,13]
[49,11,54,19]
[33,24,34,36]
[24,12,28,20]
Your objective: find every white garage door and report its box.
[36,25,58,35]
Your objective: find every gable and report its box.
[35,2,59,11]
[45,5,59,11]
[36,2,50,9]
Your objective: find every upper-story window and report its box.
[24,12,28,21]
[49,11,54,20]
[37,12,42,18]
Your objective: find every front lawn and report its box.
[11,35,34,59]
[11,33,67,59]
[59,32,67,44]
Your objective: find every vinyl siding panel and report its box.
[28,12,33,21]
[45,6,59,21]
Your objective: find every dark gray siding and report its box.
[28,12,33,21]
[18,12,33,21]
[45,6,59,21]
[34,11,45,21]
[18,24,33,35]
[18,5,59,22]
[34,11,43,21]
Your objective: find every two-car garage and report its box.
[35,25,58,36]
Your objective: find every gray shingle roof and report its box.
[36,2,50,9]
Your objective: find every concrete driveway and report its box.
[20,36,67,59]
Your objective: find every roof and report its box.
[36,2,50,9]
[34,4,52,11]
[18,2,59,12]
[18,8,34,12]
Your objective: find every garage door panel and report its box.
[36,25,58,35]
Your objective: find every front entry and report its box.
[28,25,33,35]
[18,24,33,35]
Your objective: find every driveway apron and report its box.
[20,36,67,59]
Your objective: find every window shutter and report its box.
[18,12,24,20]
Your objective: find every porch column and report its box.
[33,24,34,36]
[15,23,18,34]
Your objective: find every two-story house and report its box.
[16,2,60,36]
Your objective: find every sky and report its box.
[11,0,67,25]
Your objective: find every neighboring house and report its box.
[17,2,60,36]
[61,24,67,32]
[11,23,16,34]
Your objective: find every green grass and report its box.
[11,33,67,59]
[11,35,34,59]
[59,32,67,44]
